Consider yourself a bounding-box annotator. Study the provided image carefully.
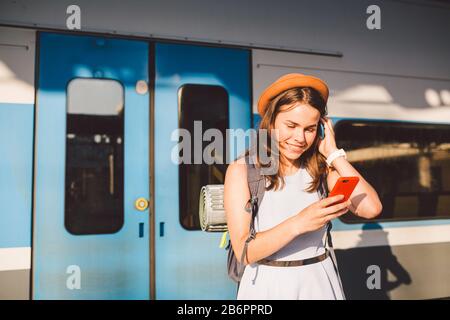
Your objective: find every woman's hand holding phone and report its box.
[328,176,359,205]
[290,194,351,236]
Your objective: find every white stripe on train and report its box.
[332,224,450,249]
[0,247,31,271]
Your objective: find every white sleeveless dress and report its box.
[237,166,345,300]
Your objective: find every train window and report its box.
[178,84,229,230]
[335,120,450,223]
[65,78,124,235]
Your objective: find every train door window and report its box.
[65,78,124,235]
[178,84,229,230]
[334,120,450,223]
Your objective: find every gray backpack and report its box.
[226,154,266,283]
[226,155,342,289]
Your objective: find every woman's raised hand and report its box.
[318,116,339,158]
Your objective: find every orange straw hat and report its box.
[257,73,329,116]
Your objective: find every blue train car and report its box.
[1,0,450,300]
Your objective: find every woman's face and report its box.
[273,103,321,163]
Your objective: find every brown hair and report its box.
[248,86,328,192]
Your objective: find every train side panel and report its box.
[0,27,35,300]
[252,48,450,299]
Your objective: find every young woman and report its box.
[224,73,383,300]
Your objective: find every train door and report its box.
[33,32,151,299]
[154,43,251,299]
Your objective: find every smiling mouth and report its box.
[286,143,305,151]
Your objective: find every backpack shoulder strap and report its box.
[318,171,333,247]
[318,170,329,199]
[245,154,266,210]
[238,154,266,265]
[319,170,346,298]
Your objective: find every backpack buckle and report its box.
[244,196,258,213]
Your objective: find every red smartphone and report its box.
[327,176,359,205]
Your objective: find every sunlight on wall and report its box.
[0,61,34,104]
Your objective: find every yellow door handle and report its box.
[135,197,149,211]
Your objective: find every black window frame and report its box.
[177,83,229,231]
[64,77,125,235]
[335,119,450,224]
